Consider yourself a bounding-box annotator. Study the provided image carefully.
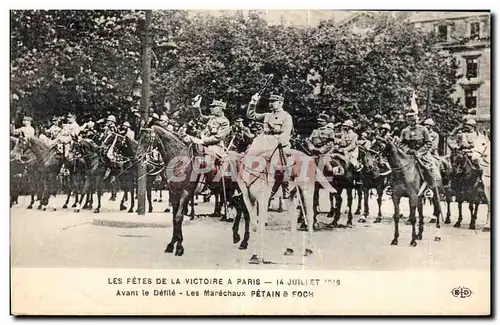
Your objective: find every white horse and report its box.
[236,135,337,264]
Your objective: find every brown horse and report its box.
[371,136,443,246]
[137,124,243,256]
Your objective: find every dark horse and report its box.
[445,148,485,229]
[137,124,246,256]
[371,136,443,246]
[11,134,65,211]
[356,146,388,223]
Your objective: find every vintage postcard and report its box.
[9,9,491,315]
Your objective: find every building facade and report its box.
[409,12,491,129]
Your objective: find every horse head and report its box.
[358,145,380,174]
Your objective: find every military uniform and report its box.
[456,120,482,168]
[400,115,441,189]
[337,120,360,170]
[307,126,335,154]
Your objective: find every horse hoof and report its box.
[374,218,382,223]
[453,222,461,228]
[37,205,42,210]
[42,206,47,211]
[165,244,174,253]
[482,227,491,232]
[175,247,184,256]
[304,248,313,256]
[347,221,353,227]
[444,218,451,224]
[409,241,417,247]
[72,203,77,208]
[74,209,80,213]
[93,209,100,213]
[164,208,171,213]
[434,236,442,242]
[159,199,163,203]
[153,199,158,202]
[233,234,241,244]
[120,206,127,211]
[128,209,134,213]
[284,248,294,256]
[148,207,153,213]
[326,213,334,219]
[354,210,361,215]
[429,218,437,224]
[62,205,68,209]
[416,234,423,240]
[390,239,398,246]
[469,224,476,230]
[27,205,33,210]
[358,218,367,223]
[239,242,248,250]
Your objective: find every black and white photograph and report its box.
[9,8,492,315]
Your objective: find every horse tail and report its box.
[315,168,337,193]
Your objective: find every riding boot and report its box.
[104,168,111,180]
[281,182,290,199]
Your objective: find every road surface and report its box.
[10,192,491,270]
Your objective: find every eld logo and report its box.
[451,287,473,299]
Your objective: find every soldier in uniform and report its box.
[455,119,482,168]
[190,97,231,159]
[48,116,62,140]
[306,113,335,172]
[399,111,441,193]
[120,121,135,141]
[231,116,254,152]
[373,123,392,176]
[80,120,97,141]
[247,92,293,198]
[337,120,362,171]
[12,116,36,138]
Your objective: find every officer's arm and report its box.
[319,139,334,155]
[417,128,432,155]
[246,103,265,121]
[242,127,255,139]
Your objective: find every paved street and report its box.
[11,191,490,270]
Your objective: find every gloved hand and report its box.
[192,95,202,108]
[250,92,261,104]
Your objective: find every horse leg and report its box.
[417,197,424,240]
[408,194,418,247]
[469,201,476,230]
[128,186,135,213]
[165,196,180,253]
[354,188,362,215]
[327,192,335,218]
[329,190,342,228]
[120,189,127,211]
[346,189,353,226]
[301,185,316,256]
[483,185,491,231]
[27,192,35,209]
[445,192,452,224]
[173,192,190,256]
[63,189,71,209]
[454,196,463,228]
[147,177,153,213]
[189,197,195,220]
[391,194,401,245]
[94,176,102,213]
[159,189,163,202]
[232,206,242,244]
[251,187,271,262]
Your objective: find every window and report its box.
[470,22,480,40]
[466,57,479,78]
[438,25,448,42]
[464,88,478,114]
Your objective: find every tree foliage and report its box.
[10,10,465,134]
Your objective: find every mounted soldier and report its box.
[454,119,482,169]
[48,116,62,140]
[231,116,254,153]
[56,113,80,155]
[306,113,335,172]
[11,116,36,138]
[336,120,362,172]
[246,92,293,198]
[373,123,392,176]
[120,121,135,141]
[399,111,441,195]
